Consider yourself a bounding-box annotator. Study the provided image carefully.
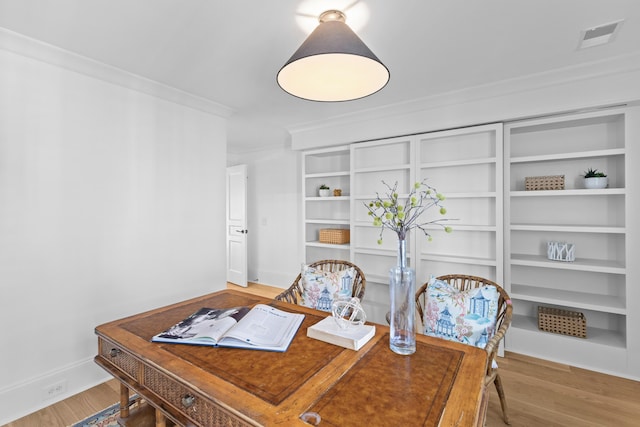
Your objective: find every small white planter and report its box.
[584,177,608,189]
[318,189,331,197]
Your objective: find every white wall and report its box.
[0,39,228,424]
[228,145,301,289]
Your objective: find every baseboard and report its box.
[0,357,111,425]
[248,270,292,289]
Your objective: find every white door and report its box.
[226,164,248,286]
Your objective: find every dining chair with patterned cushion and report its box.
[416,274,513,425]
[275,260,366,311]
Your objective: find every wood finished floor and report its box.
[5,282,639,426]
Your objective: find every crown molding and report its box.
[0,27,234,119]
[288,51,640,136]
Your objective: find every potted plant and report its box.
[583,168,608,189]
[318,184,331,197]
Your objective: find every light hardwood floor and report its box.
[5,282,639,426]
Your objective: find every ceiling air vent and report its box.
[578,20,623,49]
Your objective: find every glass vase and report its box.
[389,238,416,355]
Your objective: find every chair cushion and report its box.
[423,277,499,348]
[300,264,355,312]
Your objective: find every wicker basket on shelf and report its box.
[537,306,586,338]
[525,175,565,191]
[319,229,350,244]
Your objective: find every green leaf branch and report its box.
[365,180,452,244]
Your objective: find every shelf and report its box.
[510,253,625,274]
[305,241,350,250]
[365,273,390,284]
[510,224,625,234]
[420,157,497,168]
[420,254,497,266]
[352,247,398,258]
[442,192,497,199]
[511,284,626,314]
[305,196,350,201]
[511,314,626,348]
[352,164,411,174]
[510,188,625,197]
[423,224,497,232]
[510,148,625,164]
[354,222,495,234]
[305,171,350,179]
[305,219,350,225]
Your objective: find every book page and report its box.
[153,307,249,344]
[222,304,303,348]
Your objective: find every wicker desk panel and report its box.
[142,365,249,427]
[98,338,140,382]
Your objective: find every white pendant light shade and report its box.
[277,10,390,102]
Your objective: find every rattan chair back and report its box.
[275,260,366,305]
[415,274,513,424]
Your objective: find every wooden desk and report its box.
[95,290,487,426]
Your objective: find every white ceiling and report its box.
[2,0,640,152]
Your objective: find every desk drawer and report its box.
[98,338,140,381]
[143,366,250,427]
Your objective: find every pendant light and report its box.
[277,10,390,102]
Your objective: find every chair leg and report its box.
[493,373,510,424]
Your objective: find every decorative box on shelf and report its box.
[547,241,575,262]
[525,175,565,191]
[319,229,350,244]
[537,306,586,338]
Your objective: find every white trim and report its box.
[289,52,640,149]
[0,27,234,118]
[0,357,111,425]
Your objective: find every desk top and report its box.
[95,290,486,426]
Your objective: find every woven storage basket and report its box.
[525,175,565,191]
[538,306,586,338]
[319,229,350,244]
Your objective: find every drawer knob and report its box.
[109,348,121,357]
[181,394,196,408]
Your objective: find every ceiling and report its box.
[2,0,640,153]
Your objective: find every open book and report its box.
[151,304,305,352]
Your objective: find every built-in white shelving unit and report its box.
[348,125,502,324]
[300,106,639,378]
[414,124,503,284]
[350,136,413,323]
[302,146,351,262]
[504,108,638,378]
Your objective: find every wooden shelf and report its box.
[304,219,350,225]
[352,164,411,174]
[305,171,350,179]
[440,192,497,199]
[510,148,625,164]
[305,241,350,249]
[510,253,625,274]
[510,224,625,234]
[510,188,625,197]
[511,314,626,349]
[421,254,497,267]
[420,157,497,168]
[305,196,350,201]
[511,283,626,314]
